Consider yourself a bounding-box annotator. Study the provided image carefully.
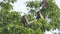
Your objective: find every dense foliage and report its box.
[0,0,60,34]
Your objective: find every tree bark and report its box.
[40,12,44,19]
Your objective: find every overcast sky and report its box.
[12,0,60,13]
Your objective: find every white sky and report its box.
[12,0,60,13]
